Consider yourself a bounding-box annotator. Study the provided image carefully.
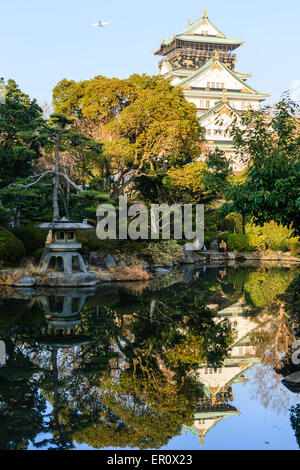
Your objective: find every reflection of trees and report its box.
[0,265,298,449]
[243,273,300,426]
[0,337,46,449]
[248,302,293,369]
[290,405,300,448]
[250,365,292,413]
[0,280,235,450]
[69,282,235,449]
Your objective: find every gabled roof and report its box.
[197,99,240,124]
[175,56,265,96]
[181,12,226,38]
[153,11,243,55]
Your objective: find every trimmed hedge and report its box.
[224,212,243,233]
[11,227,47,256]
[227,232,266,252]
[0,227,25,266]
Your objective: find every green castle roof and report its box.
[175,56,268,97]
[153,14,243,55]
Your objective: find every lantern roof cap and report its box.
[35,217,93,230]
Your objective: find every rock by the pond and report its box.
[15,276,37,287]
[209,239,219,251]
[118,261,127,267]
[281,371,300,392]
[180,244,196,264]
[284,371,300,383]
[101,276,112,282]
[164,261,174,268]
[152,262,173,268]
[105,254,117,268]
[154,268,171,275]
[36,272,98,287]
[88,251,104,267]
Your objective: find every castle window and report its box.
[221,83,224,88]
[199,99,204,108]
[206,100,210,108]
[207,82,211,88]
[211,82,215,88]
[216,82,220,88]
[207,129,211,136]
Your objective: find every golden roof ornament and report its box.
[222,89,228,103]
[203,7,208,18]
[187,17,190,26]
[213,49,220,60]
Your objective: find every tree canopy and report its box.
[0,80,44,188]
[228,97,300,234]
[53,74,204,200]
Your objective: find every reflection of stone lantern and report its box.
[37,288,94,348]
[36,217,93,274]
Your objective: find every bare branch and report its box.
[5,170,84,193]
[6,170,54,189]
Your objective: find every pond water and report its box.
[0,262,299,450]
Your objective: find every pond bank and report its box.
[0,249,298,287]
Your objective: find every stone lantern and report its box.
[36,217,93,274]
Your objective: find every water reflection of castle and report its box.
[187,301,261,446]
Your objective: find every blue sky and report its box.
[1,0,299,105]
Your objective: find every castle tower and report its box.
[153,9,270,170]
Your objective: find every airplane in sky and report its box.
[92,19,112,27]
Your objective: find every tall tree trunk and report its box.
[53,134,61,221]
[66,180,70,219]
[242,213,246,234]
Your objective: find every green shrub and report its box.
[205,209,226,232]
[224,212,243,233]
[11,227,47,255]
[0,227,25,266]
[286,237,300,256]
[77,229,102,254]
[261,221,294,251]
[227,233,247,251]
[204,231,218,245]
[142,240,183,264]
[247,233,267,251]
[227,232,266,252]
